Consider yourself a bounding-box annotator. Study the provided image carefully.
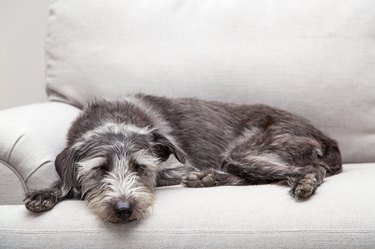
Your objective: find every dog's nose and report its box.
[114,201,133,219]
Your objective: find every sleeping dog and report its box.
[24,94,342,223]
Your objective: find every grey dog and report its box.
[24,94,342,223]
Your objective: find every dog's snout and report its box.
[114,201,133,219]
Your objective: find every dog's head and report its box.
[55,123,186,223]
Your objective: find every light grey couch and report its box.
[1,0,375,248]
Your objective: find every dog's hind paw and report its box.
[290,173,318,200]
[24,189,59,213]
[182,170,216,188]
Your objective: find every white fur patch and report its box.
[123,124,152,135]
[245,153,288,168]
[101,158,152,201]
[132,150,160,170]
[77,157,107,180]
[82,123,152,141]
[222,127,260,157]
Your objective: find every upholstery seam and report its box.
[24,160,52,183]
[0,229,374,235]
[7,134,25,163]
[0,159,28,192]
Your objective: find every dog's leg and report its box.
[157,159,196,187]
[223,155,328,200]
[24,181,69,213]
[181,155,327,200]
[24,145,83,213]
[182,168,245,187]
[288,163,327,200]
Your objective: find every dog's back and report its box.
[137,94,341,175]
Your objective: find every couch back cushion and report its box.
[46,0,375,163]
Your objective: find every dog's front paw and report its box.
[182,170,216,188]
[24,189,59,213]
[290,173,318,200]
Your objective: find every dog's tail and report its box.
[321,138,342,176]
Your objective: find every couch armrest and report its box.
[0,102,80,204]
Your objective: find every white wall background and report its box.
[0,0,50,110]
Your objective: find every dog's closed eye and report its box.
[133,163,147,173]
[97,164,110,172]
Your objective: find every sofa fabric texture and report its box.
[1,0,374,248]
[0,103,80,204]
[46,0,375,163]
[1,164,375,249]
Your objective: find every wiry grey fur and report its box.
[24,94,342,223]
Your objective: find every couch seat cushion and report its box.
[1,163,374,249]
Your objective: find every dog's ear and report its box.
[151,132,186,164]
[54,145,82,197]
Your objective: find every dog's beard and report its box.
[82,182,155,223]
[79,170,155,223]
